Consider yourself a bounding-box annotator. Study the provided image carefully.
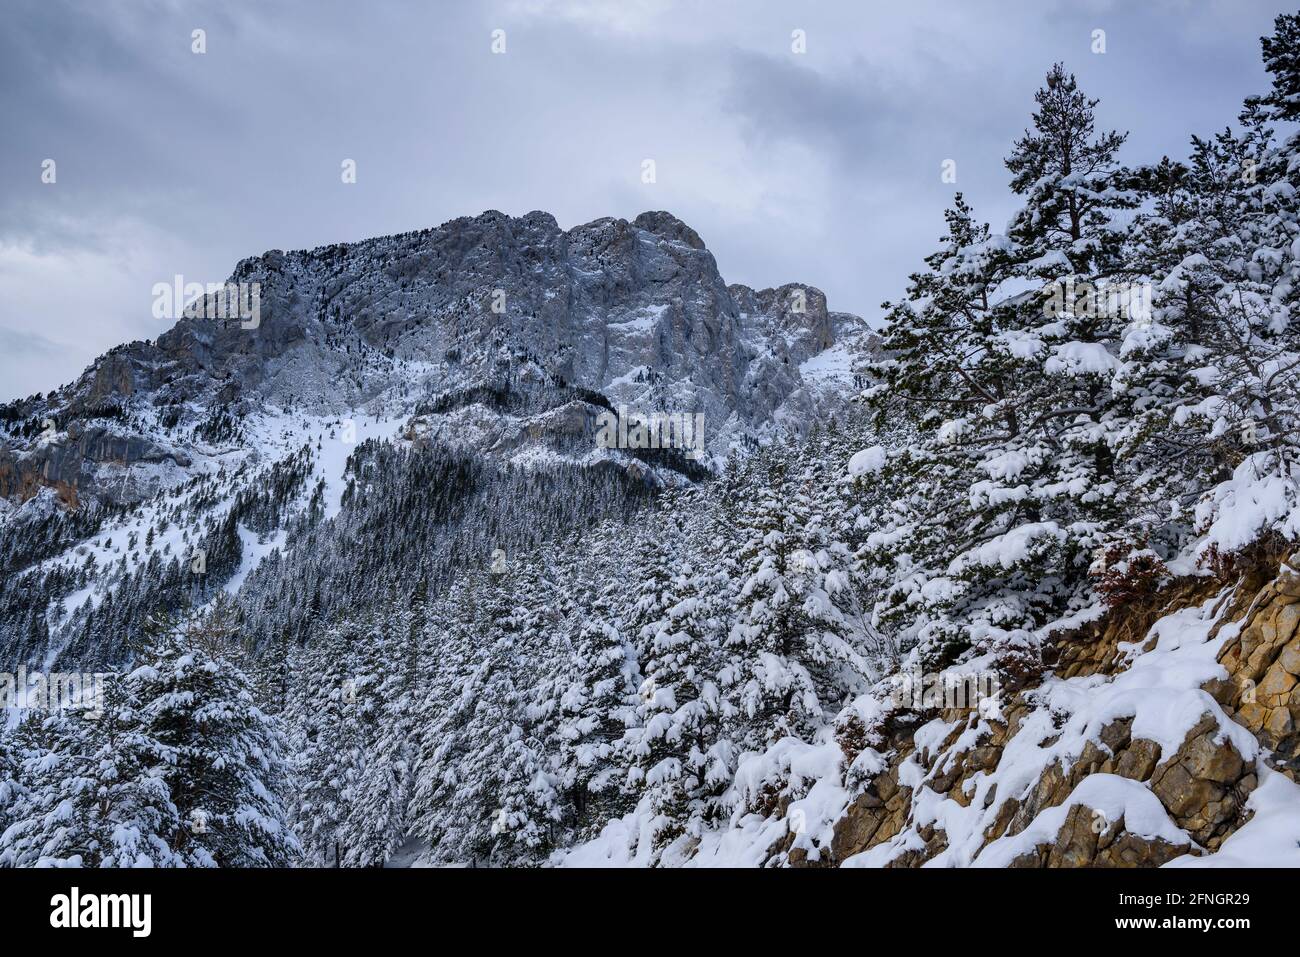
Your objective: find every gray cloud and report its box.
[0,0,1287,400]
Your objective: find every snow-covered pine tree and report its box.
[486,549,574,861]
[1183,13,1300,555]
[0,682,181,868]
[408,575,490,861]
[130,606,300,867]
[1114,13,1300,563]
[0,719,27,851]
[409,561,557,864]
[1112,112,1278,561]
[997,61,1140,618]
[625,553,731,852]
[287,618,367,866]
[863,194,1044,668]
[339,612,416,867]
[862,65,1137,676]
[553,566,639,839]
[725,450,871,744]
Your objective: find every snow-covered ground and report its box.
[557,592,1300,868]
[24,406,412,667]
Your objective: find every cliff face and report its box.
[779,554,1300,868]
[0,210,869,510]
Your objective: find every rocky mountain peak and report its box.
[0,210,869,510]
[629,210,707,250]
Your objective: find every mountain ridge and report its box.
[0,208,870,671]
[0,208,869,513]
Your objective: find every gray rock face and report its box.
[0,209,868,507]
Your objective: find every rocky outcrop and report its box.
[797,550,1300,868]
[0,422,191,504]
[1147,714,1254,846]
[1209,562,1300,779]
[1007,804,1188,868]
[829,767,915,862]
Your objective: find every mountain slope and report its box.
[565,552,1300,869]
[0,210,869,669]
[0,209,865,510]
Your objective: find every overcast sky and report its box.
[0,0,1288,401]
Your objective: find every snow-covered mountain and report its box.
[0,210,869,669]
[0,210,866,512]
[11,11,1300,873]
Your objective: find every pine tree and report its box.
[1113,114,1277,558]
[0,684,181,868]
[288,621,365,866]
[554,578,639,837]
[0,719,27,848]
[130,607,300,866]
[1000,62,1137,562]
[343,614,416,867]
[862,65,1138,673]
[727,452,870,743]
